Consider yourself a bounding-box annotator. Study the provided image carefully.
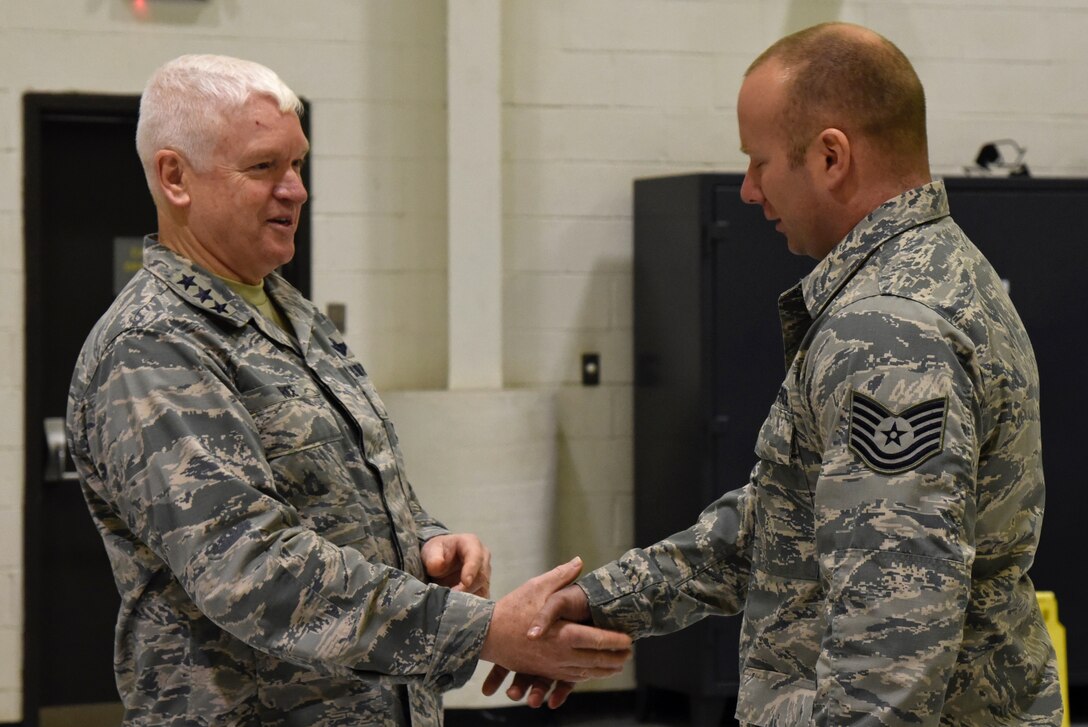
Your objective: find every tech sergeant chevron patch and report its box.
[848,391,948,474]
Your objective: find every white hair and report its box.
[135,54,303,197]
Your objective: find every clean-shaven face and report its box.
[737,61,836,260]
[184,95,309,283]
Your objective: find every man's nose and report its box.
[740,172,761,206]
[276,169,308,203]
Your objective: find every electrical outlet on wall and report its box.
[581,353,600,386]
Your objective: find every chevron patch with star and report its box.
[848,391,948,474]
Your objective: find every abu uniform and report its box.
[67,238,492,726]
[578,182,1062,726]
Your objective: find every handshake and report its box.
[478,556,632,709]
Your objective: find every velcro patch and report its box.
[848,391,947,474]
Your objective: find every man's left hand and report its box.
[421,533,492,598]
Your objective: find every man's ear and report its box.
[816,128,851,189]
[154,150,191,208]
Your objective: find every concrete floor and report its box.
[446,689,724,726]
[39,692,1084,726]
[446,688,1085,727]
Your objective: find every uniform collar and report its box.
[263,269,316,352]
[776,181,950,369]
[142,235,313,352]
[143,236,249,327]
[800,180,950,320]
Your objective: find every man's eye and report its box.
[251,162,273,171]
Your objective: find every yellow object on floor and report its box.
[1037,591,1070,727]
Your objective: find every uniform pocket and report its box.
[240,383,344,460]
[749,384,816,578]
[754,399,795,465]
[736,667,814,726]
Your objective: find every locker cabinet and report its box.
[633,173,1088,723]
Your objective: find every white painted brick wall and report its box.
[553,384,636,692]
[0,389,20,465]
[505,216,632,273]
[0,628,18,711]
[0,568,19,629]
[3,0,1088,718]
[0,271,19,335]
[381,388,565,706]
[3,154,31,715]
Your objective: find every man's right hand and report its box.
[525,581,591,639]
[481,568,598,708]
[478,557,631,686]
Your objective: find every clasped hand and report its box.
[480,557,627,709]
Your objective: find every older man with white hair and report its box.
[66,54,631,727]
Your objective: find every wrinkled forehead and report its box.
[209,95,308,156]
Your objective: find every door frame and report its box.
[22,92,311,726]
[21,92,142,727]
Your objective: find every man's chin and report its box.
[249,245,296,280]
[783,233,805,257]
[267,237,297,264]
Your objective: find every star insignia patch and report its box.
[848,391,947,474]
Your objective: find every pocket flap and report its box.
[754,402,794,465]
[736,667,814,725]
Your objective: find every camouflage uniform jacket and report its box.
[579,182,1062,726]
[67,238,494,727]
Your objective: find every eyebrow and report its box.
[242,145,309,162]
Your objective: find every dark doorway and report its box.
[22,93,311,726]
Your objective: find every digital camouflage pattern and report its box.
[579,182,1062,726]
[67,238,494,726]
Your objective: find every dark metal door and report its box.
[23,94,153,726]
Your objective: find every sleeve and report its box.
[81,327,493,688]
[804,296,981,726]
[404,480,452,545]
[578,484,756,639]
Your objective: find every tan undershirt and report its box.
[218,276,291,334]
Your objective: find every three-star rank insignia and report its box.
[848,391,948,474]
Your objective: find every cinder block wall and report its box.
[3,0,1088,719]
